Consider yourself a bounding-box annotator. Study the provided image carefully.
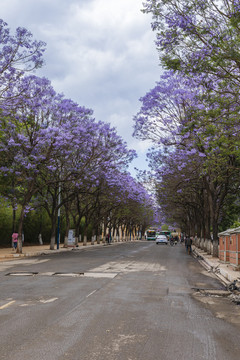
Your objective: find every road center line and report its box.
[0,300,16,310]
[86,290,97,298]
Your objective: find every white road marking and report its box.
[90,261,166,273]
[0,300,16,310]
[84,272,118,278]
[39,297,58,304]
[86,290,97,298]
[53,273,83,277]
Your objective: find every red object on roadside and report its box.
[12,233,18,249]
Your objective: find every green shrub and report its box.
[23,209,52,244]
[0,200,20,246]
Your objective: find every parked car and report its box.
[156,234,168,245]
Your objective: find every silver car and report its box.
[156,234,168,245]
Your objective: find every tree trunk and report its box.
[75,215,83,245]
[212,219,219,257]
[50,216,57,250]
[64,207,70,248]
[12,207,16,234]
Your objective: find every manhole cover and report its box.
[6,272,38,276]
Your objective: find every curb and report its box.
[0,247,73,261]
[192,248,239,286]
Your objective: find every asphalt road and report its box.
[1,241,240,360]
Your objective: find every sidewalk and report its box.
[192,245,240,285]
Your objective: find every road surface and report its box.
[1,241,240,360]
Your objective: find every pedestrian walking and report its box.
[12,233,18,250]
[185,235,192,254]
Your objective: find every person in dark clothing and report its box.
[185,235,192,254]
[106,233,111,244]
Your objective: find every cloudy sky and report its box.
[1,0,160,175]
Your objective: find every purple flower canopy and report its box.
[133,0,240,235]
[0,18,156,225]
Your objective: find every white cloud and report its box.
[1,0,160,174]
